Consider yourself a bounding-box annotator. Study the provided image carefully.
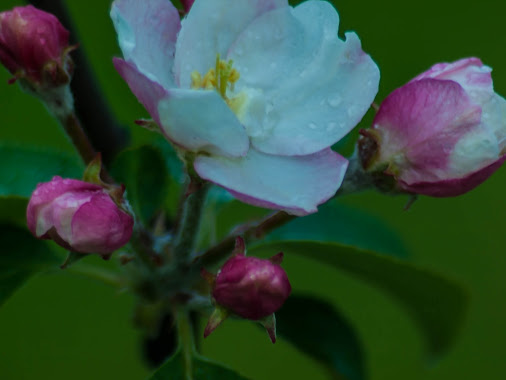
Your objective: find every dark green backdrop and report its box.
[0,0,505,379]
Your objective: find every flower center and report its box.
[190,54,245,114]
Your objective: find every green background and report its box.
[1,0,505,379]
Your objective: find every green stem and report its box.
[336,151,374,196]
[193,211,295,268]
[172,183,210,267]
[60,111,97,165]
[66,263,123,287]
[176,309,195,380]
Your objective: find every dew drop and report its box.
[326,122,337,132]
[308,122,317,130]
[327,94,342,107]
[347,106,359,117]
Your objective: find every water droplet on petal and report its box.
[308,122,317,130]
[327,94,342,108]
[347,106,359,117]
[326,122,337,132]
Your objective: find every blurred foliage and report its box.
[276,294,366,380]
[0,0,505,379]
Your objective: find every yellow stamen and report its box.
[191,54,241,99]
[190,71,202,89]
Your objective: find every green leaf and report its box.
[148,349,249,380]
[0,225,61,307]
[268,201,408,258]
[0,196,28,227]
[250,241,468,359]
[0,143,83,198]
[110,145,170,224]
[277,294,366,380]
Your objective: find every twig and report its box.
[27,0,129,164]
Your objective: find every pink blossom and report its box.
[212,242,291,320]
[0,5,71,85]
[26,176,133,257]
[110,0,380,215]
[359,58,506,197]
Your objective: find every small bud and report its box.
[0,5,73,87]
[203,237,291,342]
[26,176,133,258]
[359,58,506,197]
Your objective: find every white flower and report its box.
[111,0,379,215]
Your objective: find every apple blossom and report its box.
[0,5,73,86]
[111,0,379,215]
[359,58,506,197]
[26,176,133,257]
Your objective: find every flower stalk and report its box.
[172,182,210,267]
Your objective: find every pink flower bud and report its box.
[212,242,291,321]
[359,58,506,197]
[0,5,72,85]
[26,176,133,258]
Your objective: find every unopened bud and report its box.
[203,237,291,342]
[0,5,73,87]
[359,58,506,197]
[26,176,133,258]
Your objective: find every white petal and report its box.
[482,93,506,149]
[194,148,348,215]
[229,1,380,156]
[111,0,180,89]
[157,89,249,157]
[174,0,288,88]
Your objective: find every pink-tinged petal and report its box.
[412,57,494,105]
[373,78,482,166]
[26,176,100,236]
[174,0,288,88]
[113,58,167,124]
[157,89,249,157]
[400,154,506,197]
[71,193,133,254]
[42,191,94,242]
[194,148,348,215]
[229,1,379,156]
[111,0,180,89]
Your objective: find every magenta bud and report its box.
[211,238,291,321]
[359,57,506,197]
[0,5,73,86]
[26,176,133,258]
